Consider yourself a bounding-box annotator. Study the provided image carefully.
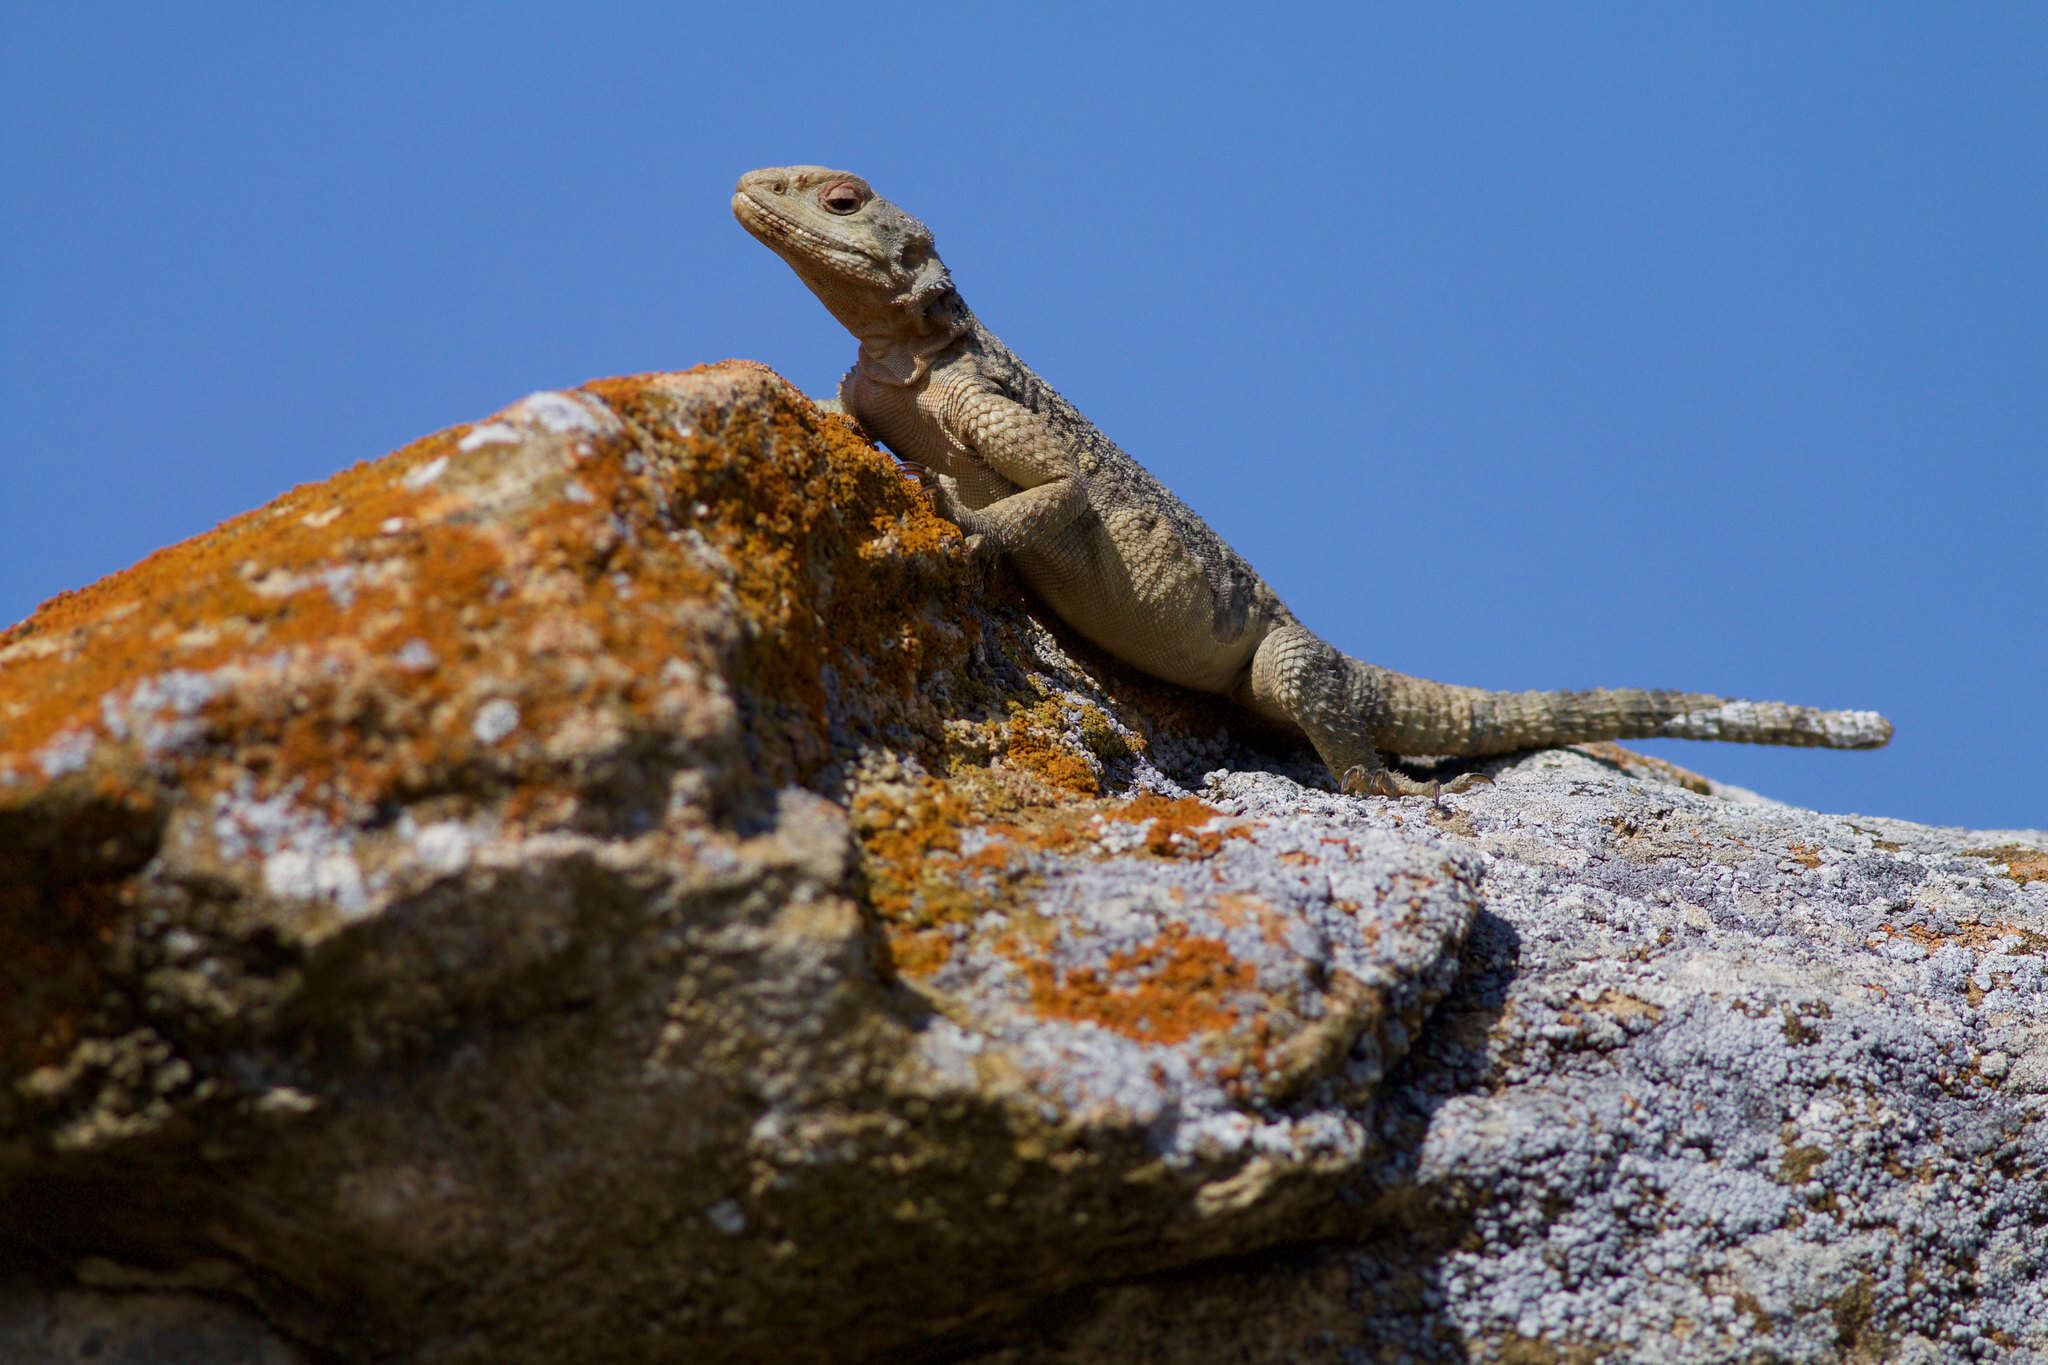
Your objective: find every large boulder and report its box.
[2,364,2042,1362]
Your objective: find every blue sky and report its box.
[3,5,2041,830]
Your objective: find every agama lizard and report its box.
[733,167,1892,797]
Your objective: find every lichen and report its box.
[1964,844,2048,885]
[1013,920,1258,1045]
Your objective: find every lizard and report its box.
[732,166,1892,797]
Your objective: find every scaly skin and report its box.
[733,166,1892,796]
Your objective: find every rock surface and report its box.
[1,363,2042,1363]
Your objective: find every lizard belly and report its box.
[851,366,1271,694]
[1013,518,1266,694]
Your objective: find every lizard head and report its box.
[733,167,959,342]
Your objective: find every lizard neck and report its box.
[855,291,973,387]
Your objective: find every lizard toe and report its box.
[1342,765,1439,799]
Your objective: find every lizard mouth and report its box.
[733,190,884,280]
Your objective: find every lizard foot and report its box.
[898,463,990,560]
[1340,766,1492,800]
[1340,765,1438,799]
[897,462,964,514]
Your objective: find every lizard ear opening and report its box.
[895,246,956,315]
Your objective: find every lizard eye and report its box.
[818,181,870,215]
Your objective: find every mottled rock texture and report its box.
[1,364,2042,1363]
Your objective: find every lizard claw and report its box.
[899,462,975,526]
[900,465,992,568]
[908,475,994,566]
[1341,765,1435,799]
[1341,765,1490,801]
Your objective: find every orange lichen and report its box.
[0,427,469,784]
[1002,820,1078,851]
[855,781,970,869]
[0,401,724,819]
[1785,843,1825,869]
[0,366,969,819]
[0,365,992,1063]
[1016,921,1257,1044]
[1102,792,1253,859]
[583,370,968,785]
[851,774,1272,983]
[1866,919,2048,956]
[1003,705,1099,795]
[856,785,1262,980]
[852,781,996,976]
[854,773,1129,979]
[884,928,960,980]
[1965,846,2048,885]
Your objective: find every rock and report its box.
[0,1280,309,1365]
[1,364,2042,1363]
[969,760,2048,1362]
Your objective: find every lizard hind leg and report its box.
[1242,624,1441,799]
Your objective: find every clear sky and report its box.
[3,5,2041,831]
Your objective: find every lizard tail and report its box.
[1358,663,1893,756]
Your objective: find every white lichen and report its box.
[472,699,520,745]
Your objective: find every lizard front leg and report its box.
[929,387,1091,556]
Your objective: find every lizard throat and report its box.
[858,320,964,387]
